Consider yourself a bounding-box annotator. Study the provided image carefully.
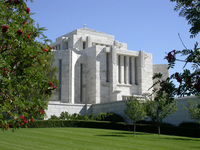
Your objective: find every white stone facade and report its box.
[50,28,168,104]
[46,28,196,126]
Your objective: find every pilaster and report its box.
[131,57,136,85]
[120,55,124,84]
[125,56,129,84]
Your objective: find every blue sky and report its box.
[27,0,198,76]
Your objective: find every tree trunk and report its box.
[158,125,160,135]
[134,124,136,137]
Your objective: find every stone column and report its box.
[87,36,92,48]
[131,57,136,85]
[125,56,129,84]
[120,55,124,84]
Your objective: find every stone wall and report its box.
[92,96,198,126]
[163,96,198,125]
[46,96,198,126]
[45,101,92,119]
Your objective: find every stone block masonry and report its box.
[50,27,167,104]
[46,96,198,126]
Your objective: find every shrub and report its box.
[59,112,89,121]
[59,112,70,120]
[27,120,200,137]
[179,122,200,128]
[49,115,59,120]
[75,115,89,120]
[94,113,108,121]
[88,114,95,120]
[94,112,125,123]
[70,113,79,120]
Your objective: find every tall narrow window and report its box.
[83,42,86,49]
[59,59,62,100]
[118,55,121,83]
[129,57,132,84]
[65,42,68,49]
[124,56,126,83]
[80,64,83,102]
[135,58,138,85]
[106,53,109,82]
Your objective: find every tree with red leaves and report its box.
[0,0,58,130]
[152,0,200,124]
[153,0,200,97]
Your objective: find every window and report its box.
[83,42,86,49]
[118,55,121,83]
[135,58,138,85]
[80,64,83,102]
[58,59,62,100]
[106,53,109,82]
[129,57,132,84]
[124,56,126,83]
[65,42,68,49]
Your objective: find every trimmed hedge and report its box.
[49,112,125,123]
[27,120,200,138]
[94,112,125,123]
[179,122,200,128]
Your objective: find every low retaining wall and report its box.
[46,96,198,126]
[92,96,198,126]
[45,101,92,119]
[92,100,128,121]
[163,96,198,125]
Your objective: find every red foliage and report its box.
[26,7,30,14]
[175,72,182,83]
[17,29,23,36]
[166,50,176,62]
[1,25,9,33]
[40,110,44,114]
[42,48,48,52]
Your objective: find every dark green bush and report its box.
[88,113,94,120]
[59,112,70,120]
[48,115,59,120]
[137,120,173,127]
[94,112,125,123]
[27,120,200,137]
[94,113,108,121]
[179,122,200,128]
[76,115,89,120]
[53,111,124,122]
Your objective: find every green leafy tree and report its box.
[151,0,200,97]
[170,0,200,38]
[124,97,146,136]
[160,0,200,96]
[145,94,177,135]
[163,0,200,123]
[0,0,58,130]
[185,97,200,124]
[151,0,200,124]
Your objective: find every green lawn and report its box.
[0,128,200,150]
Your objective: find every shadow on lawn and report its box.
[95,134,126,137]
[95,132,149,137]
[162,137,200,142]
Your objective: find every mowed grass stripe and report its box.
[25,128,134,150]
[0,128,200,150]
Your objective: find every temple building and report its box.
[50,28,168,104]
[46,28,197,126]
